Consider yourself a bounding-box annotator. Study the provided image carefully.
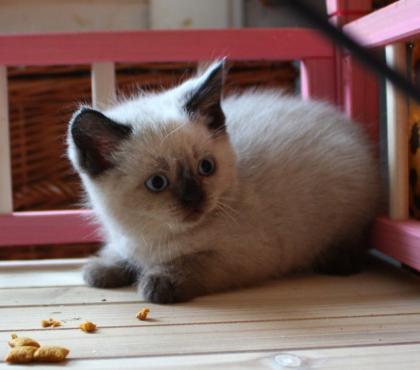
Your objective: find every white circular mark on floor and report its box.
[273,353,302,368]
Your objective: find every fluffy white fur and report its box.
[67,62,380,302]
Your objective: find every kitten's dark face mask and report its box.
[144,155,217,223]
[154,164,207,221]
[134,142,229,229]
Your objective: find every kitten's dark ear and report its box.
[69,108,132,176]
[185,60,226,134]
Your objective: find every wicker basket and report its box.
[4,61,297,259]
[9,61,297,212]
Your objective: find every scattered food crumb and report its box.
[5,346,38,363]
[41,318,62,328]
[4,334,69,364]
[136,308,150,321]
[33,346,70,362]
[8,333,40,348]
[79,321,97,332]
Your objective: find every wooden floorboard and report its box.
[2,315,420,360]
[2,344,420,370]
[1,291,420,331]
[0,259,419,368]
[1,260,419,305]
[0,259,85,288]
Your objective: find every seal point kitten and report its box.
[67,60,380,303]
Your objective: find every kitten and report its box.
[67,60,380,303]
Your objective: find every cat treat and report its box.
[33,346,70,362]
[8,333,40,348]
[136,308,150,321]
[4,334,69,363]
[5,346,38,363]
[79,320,97,332]
[41,318,62,328]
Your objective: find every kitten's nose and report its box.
[178,176,205,208]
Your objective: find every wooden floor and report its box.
[1,259,420,369]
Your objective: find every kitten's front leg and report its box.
[83,249,139,288]
[138,274,181,303]
[138,251,214,303]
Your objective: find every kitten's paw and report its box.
[83,258,138,288]
[139,274,188,304]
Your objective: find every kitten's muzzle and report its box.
[178,177,205,207]
[174,174,206,221]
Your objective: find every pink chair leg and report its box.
[300,58,337,105]
[342,56,379,142]
[327,0,379,142]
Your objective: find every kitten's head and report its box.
[67,60,237,233]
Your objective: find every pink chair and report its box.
[1,0,419,271]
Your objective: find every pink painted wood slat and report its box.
[0,210,101,246]
[326,0,378,143]
[0,29,334,66]
[326,0,372,15]
[327,0,373,111]
[372,217,420,271]
[0,27,335,248]
[300,58,337,104]
[343,0,420,48]
[342,55,379,143]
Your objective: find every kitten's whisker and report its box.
[140,233,151,260]
[212,194,239,217]
[215,200,240,227]
[217,200,239,217]
[216,207,238,228]
[158,230,170,264]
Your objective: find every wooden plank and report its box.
[1,259,420,367]
[1,288,420,331]
[0,29,334,66]
[0,66,12,213]
[372,217,420,271]
[300,58,336,104]
[1,315,420,360]
[0,258,419,296]
[0,210,101,246]
[0,258,85,269]
[3,267,418,307]
[3,344,420,370]
[343,0,420,48]
[385,44,409,220]
[0,285,132,306]
[0,259,84,288]
[91,62,116,109]
[273,344,420,370]
[0,269,83,288]
[1,262,419,330]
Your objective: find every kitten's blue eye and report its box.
[145,175,169,193]
[198,158,216,176]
